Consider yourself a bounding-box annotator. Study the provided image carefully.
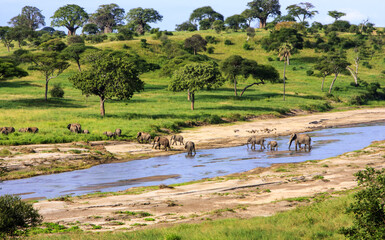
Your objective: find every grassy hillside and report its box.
[0,29,384,145]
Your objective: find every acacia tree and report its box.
[25,52,69,101]
[278,43,293,100]
[314,56,331,91]
[51,4,89,35]
[240,64,280,96]
[316,52,350,93]
[241,9,256,27]
[126,7,163,35]
[69,53,144,116]
[90,4,125,34]
[0,59,28,80]
[169,63,224,110]
[347,39,373,86]
[328,10,346,22]
[247,0,281,29]
[189,6,224,29]
[286,2,318,24]
[0,27,14,52]
[221,55,245,96]
[9,6,45,31]
[184,34,207,55]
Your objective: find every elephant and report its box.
[67,123,82,133]
[1,127,15,135]
[18,128,28,133]
[288,133,312,151]
[137,132,151,144]
[267,141,278,151]
[153,137,171,151]
[103,131,115,138]
[152,136,161,148]
[115,128,122,137]
[83,129,90,134]
[27,127,39,133]
[185,141,196,156]
[171,135,184,145]
[247,136,265,150]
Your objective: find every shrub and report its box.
[348,94,368,105]
[306,70,314,76]
[243,42,253,50]
[341,167,385,239]
[50,84,64,98]
[207,46,214,54]
[205,36,219,44]
[362,61,372,69]
[0,195,42,237]
[224,39,233,45]
[67,35,84,45]
[267,57,274,61]
[381,70,385,75]
[140,39,148,48]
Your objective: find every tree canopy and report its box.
[184,34,207,55]
[61,43,86,72]
[0,58,28,80]
[247,0,281,28]
[9,6,45,31]
[225,15,247,32]
[126,7,163,35]
[90,4,125,34]
[328,10,346,22]
[189,6,224,29]
[51,4,89,35]
[286,2,318,24]
[169,63,224,110]
[261,28,304,52]
[69,52,144,116]
[175,21,197,32]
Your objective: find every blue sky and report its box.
[0,0,382,32]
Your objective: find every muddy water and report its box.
[1,123,385,200]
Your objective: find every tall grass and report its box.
[1,30,384,145]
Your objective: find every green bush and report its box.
[341,167,385,239]
[348,94,368,105]
[0,195,42,237]
[205,36,219,44]
[140,39,148,48]
[243,42,252,50]
[267,57,274,62]
[306,70,314,76]
[224,39,233,45]
[207,46,215,54]
[50,84,64,98]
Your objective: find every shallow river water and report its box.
[1,123,385,200]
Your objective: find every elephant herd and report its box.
[247,133,311,152]
[137,132,196,156]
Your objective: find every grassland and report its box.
[1,30,384,145]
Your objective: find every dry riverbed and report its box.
[3,107,385,232]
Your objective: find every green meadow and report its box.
[1,29,384,145]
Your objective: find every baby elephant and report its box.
[154,137,171,151]
[185,141,196,156]
[171,135,184,145]
[267,141,278,151]
[83,129,90,134]
[137,132,151,144]
[103,131,115,138]
[247,136,265,150]
[67,123,82,133]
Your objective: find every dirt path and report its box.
[29,107,385,232]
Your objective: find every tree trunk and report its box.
[287,56,290,66]
[234,78,237,96]
[104,27,113,34]
[321,76,326,91]
[283,60,287,101]
[187,89,191,101]
[100,97,106,117]
[259,18,267,28]
[76,60,81,72]
[355,58,359,78]
[45,79,49,101]
[346,66,358,86]
[191,93,195,110]
[329,73,338,94]
[240,81,264,97]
